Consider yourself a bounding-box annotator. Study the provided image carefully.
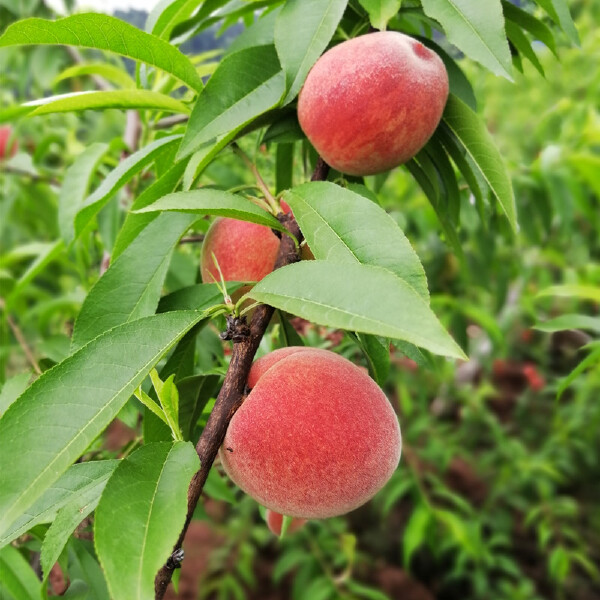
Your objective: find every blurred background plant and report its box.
[0,0,598,599]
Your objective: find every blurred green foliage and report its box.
[0,1,598,599]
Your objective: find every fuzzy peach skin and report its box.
[200,217,280,283]
[219,347,402,519]
[265,509,306,536]
[297,31,449,176]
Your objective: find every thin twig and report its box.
[0,299,42,376]
[154,160,328,599]
[64,46,113,92]
[178,235,205,244]
[231,143,279,213]
[0,165,60,186]
[153,115,189,129]
[154,212,302,598]
[311,157,330,182]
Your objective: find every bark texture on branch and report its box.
[154,212,303,598]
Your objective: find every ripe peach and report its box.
[265,509,306,536]
[200,217,280,284]
[297,31,449,176]
[0,126,18,160]
[219,347,402,518]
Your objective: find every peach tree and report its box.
[0,1,579,598]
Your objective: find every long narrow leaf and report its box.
[283,182,429,300]
[95,442,199,600]
[442,94,517,231]
[135,189,288,233]
[71,213,197,351]
[247,261,466,359]
[0,311,204,537]
[0,14,203,91]
[275,0,347,105]
[75,135,182,238]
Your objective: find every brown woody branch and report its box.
[154,155,329,597]
[154,215,308,598]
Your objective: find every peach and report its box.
[0,126,18,160]
[219,347,401,518]
[265,509,306,536]
[200,217,280,284]
[297,31,449,176]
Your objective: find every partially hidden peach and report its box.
[297,31,449,176]
[265,509,306,536]
[219,347,402,519]
[0,126,18,160]
[200,217,280,284]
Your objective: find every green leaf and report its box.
[536,284,600,303]
[40,469,111,580]
[548,546,570,583]
[53,62,136,89]
[534,0,579,44]
[0,104,32,124]
[75,135,182,238]
[405,157,465,259]
[227,6,280,55]
[0,372,31,417]
[276,143,294,193]
[0,311,204,538]
[0,545,41,600]
[420,0,512,79]
[177,374,220,441]
[0,14,203,91]
[359,0,402,30]
[247,261,466,359]
[535,314,600,334]
[556,347,600,400]
[95,442,199,600]
[345,580,390,600]
[23,90,190,117]
[436,124,485,208]
[0,460,118,547]
[568,152,600,198]
[5,240,65,309]
[59,143,109,244]
[284,181,428,300]
[355,333,390,386]
[300,576,335,600]
[502,1,557,56]
[505,20,545,76]
[148,0,200,39]
[442,94,517,232]
[151,372,183,441]
[178,45,285,160]
[112,160,188,260]
[403,503,432,567]
[204,468,237,504]
[278,311,305,348]
[275,0,348,105]
[135,386,170,427]
[68,539,109,599]
[134,189,288,233]
[71,212,197,351]
[158,282,243,313]
[423,136,461,224]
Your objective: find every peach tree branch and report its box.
[153,203,318,598]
